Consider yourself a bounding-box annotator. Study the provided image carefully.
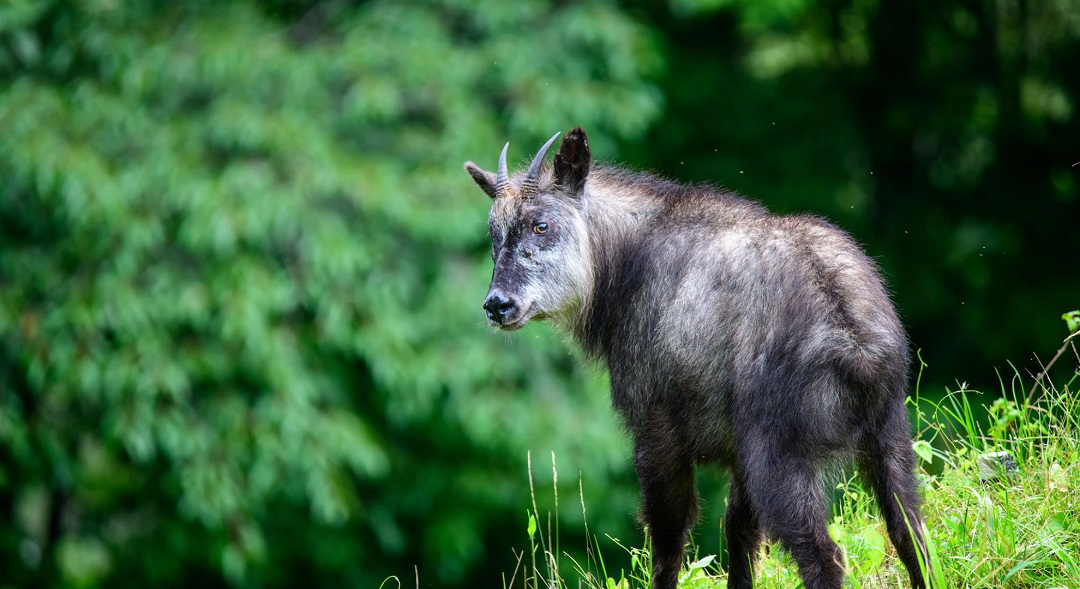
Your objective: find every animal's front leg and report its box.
[634,422,698,589]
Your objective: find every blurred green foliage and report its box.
[0,0,655,586]
[0,0,1077,588]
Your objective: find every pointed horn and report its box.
[496,142,510,198]
[521,132,561,197]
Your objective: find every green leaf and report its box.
[856,526,887,568]
[912,440,935,465]
[687,554,715,571]
[1062,310,1080,333]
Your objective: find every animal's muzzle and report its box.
[483,291,518,325]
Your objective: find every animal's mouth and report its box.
[498,318,530,331]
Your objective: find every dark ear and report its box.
[464,162,498,199]
[553,127,591,194]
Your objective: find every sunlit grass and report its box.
[504,332,1080,589]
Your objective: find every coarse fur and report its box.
[465,128,932,589]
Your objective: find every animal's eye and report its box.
[533,222,549,235]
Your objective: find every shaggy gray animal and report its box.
[465,128,932,589]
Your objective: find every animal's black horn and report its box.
[522,132,561,197]
[496,142,510,198]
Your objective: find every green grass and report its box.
[507,333,1080,589]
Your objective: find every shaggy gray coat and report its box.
[465,128,931,589]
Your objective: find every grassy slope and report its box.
[511,335,1080,589]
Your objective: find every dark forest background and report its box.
[1,0,1077,587]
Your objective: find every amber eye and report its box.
[533,222,549,235]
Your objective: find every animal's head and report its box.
[464,127,593,331]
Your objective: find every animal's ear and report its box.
[464,162,498,199]
[553,127,591,195]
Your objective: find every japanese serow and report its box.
[464,128,932,589]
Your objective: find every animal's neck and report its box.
[566,173,663,358]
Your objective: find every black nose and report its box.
[483,292,517,324]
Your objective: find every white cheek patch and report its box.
[519,275,547,312]
[528,230,593,321]
[569,215,595,297]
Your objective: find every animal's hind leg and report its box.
[739,437,844,589]
[859,401,932,589]
[634,426,698,589]
[724,469,761,589]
